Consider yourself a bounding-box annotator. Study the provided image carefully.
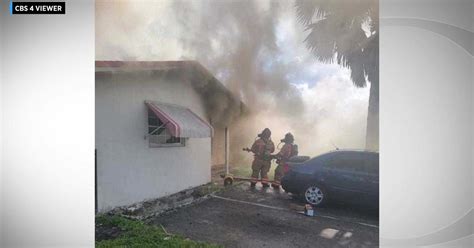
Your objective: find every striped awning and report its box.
[145,101,213,138]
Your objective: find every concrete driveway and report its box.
[149,183,379,248]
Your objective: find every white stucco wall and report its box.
[96,71,211,212]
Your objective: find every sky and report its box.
[96,0,370,157]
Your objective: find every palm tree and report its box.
[295,0,379,150]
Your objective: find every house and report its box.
[95,61,245,212]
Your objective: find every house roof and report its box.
[96,60,248,126]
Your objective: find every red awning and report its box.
[145,101,213,138]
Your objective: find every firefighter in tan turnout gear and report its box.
[271,132,298,189]
[249,128,275,187]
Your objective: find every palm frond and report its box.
[296,0,378,87]
[295,0,317,25]
[363,33,378,86]
[347,52,367,87]
[304,18,337,63]
[295,0,333,25]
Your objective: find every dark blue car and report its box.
[281,150,379,207]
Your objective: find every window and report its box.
[328,153,366,173]
[147,108,185,147]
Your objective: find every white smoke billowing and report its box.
[96,0,370,161]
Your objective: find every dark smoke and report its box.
[169,0,306,120]
[96,0,370,166]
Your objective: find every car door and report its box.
[324,152,368,198]
[363,153,379,199]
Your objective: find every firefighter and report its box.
[271,132,298,188]
[250,128,275,187]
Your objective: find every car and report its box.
[281,150,379,208]
[282,155,311,173]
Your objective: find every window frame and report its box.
[147,108,186,148]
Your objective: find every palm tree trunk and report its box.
[365,77,379,150]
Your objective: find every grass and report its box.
[96,215,222,248]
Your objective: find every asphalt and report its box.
[149,183,379,248]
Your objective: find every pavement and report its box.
[149,183,379,248]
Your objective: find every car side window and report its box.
[328,153,366,173]
[304,153,331,168]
